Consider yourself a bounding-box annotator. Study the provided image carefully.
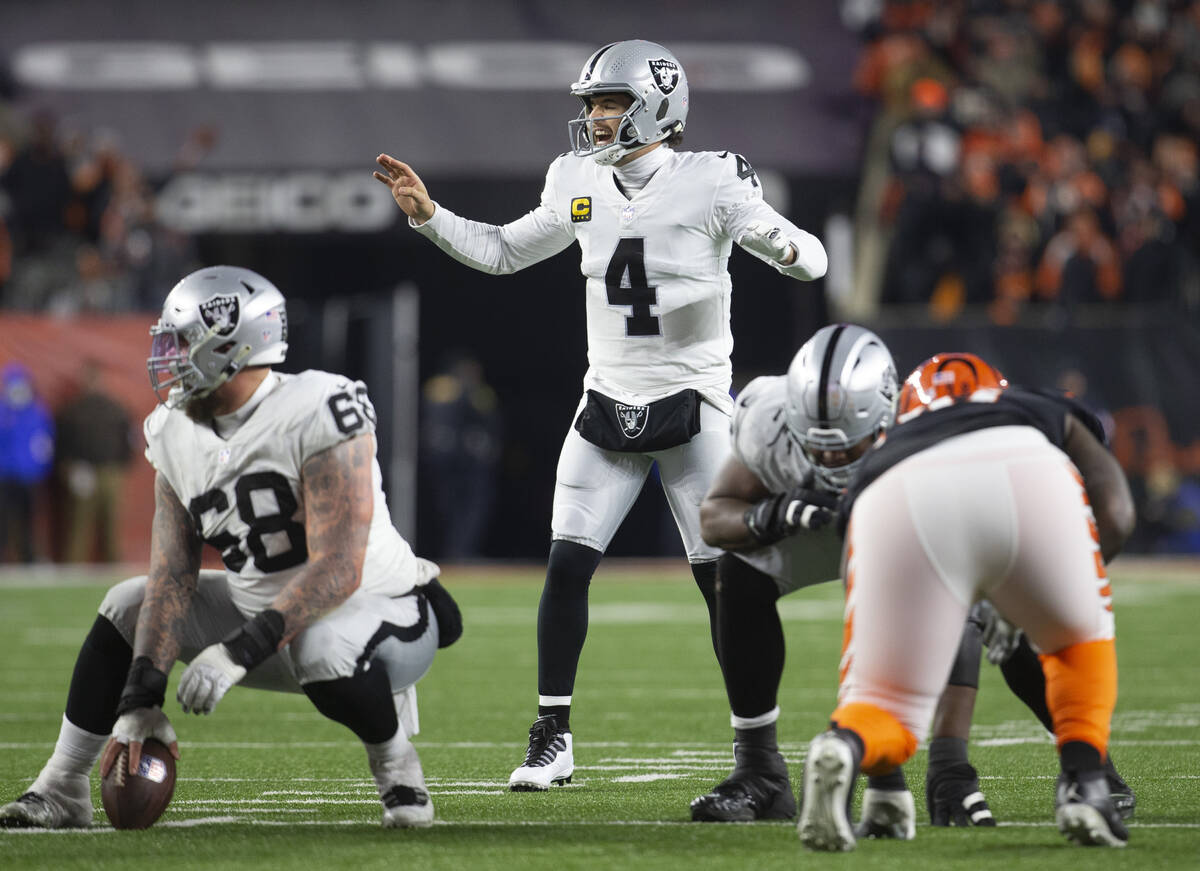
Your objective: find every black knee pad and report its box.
[303,666,398,745]
[947,617,983,689]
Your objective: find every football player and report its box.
[689,325,998,833]
[374,39,828,790]
[0,267,461,830]
[797,353,1135,851]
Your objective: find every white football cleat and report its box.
[508,716,574,791]
[855,787,916,840]
[370,740,433,829]
[797,731,859,852]
[0,774,93,829]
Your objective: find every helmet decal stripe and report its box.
[583,43,619,82]
[817,323,848,425]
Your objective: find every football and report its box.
[100,739,177,830]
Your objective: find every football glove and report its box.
[737,219,796,265]
[744,485,839,546]
[177,609,283,714]
[101,706,179,777]
[177,643,247,715]
[972,600,1022,665]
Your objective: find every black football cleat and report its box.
[1104,756,1136,820]
[1056,768,1129,847]
[690,742,796,822]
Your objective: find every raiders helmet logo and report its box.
[199,294,240,336]
[647,59,680,95]
[615,403,649,439]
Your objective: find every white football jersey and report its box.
[413,149,825,415]
[728,375,843,591]
[144,370,437,615]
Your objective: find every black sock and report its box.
[537,704,571,733]
[928,736,969,769]
[1000,635,1054,733]
[734,721,777,750]
[830,726,865,769]
[303,666,398,745]
[1060,740,1103,774]
[64,615,132,735]
[536,540,604,698]
[715,554,783,718]
[866,767,908,791]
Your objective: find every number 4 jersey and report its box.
[411,149,826,415]
[144,370,437,615]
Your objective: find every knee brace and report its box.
[946,616,982,689]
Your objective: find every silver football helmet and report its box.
[785,324,898,490]
[147,265,288,408]
[568,39,689,166]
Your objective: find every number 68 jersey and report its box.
[144,370,436,615]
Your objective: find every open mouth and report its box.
[592,125,614,145]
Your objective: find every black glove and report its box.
[744,485,839,546]
[423,578,462,648]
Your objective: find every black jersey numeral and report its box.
[189,471,307,573]
[605,237,661,337]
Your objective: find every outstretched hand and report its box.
[374,154,435,225]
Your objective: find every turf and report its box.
[1,561,1197,869]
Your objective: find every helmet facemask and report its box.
[568,93,652,166]
[147,321,251,409]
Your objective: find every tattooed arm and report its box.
[270,432,374,645]
[134,471,203,670]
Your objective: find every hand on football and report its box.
[974,600,1023,665]
[100,707,180,777]
[177,643,248,715]
[744,485,839,546]
[374,154,436,224]
[737,219,797,266]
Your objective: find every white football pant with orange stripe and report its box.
[833,426,1116,774]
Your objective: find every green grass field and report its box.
[1,560,1197,869]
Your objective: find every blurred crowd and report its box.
[0,360,134,564]
[849,0,1200,322]
[0,91,207,314]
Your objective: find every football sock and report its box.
[865,767,908,791]
[733,719,778,751]
[363,729,425,792]
[303,666,398,745]
[1040,638,1117,757]
[1060,740,1104,774]
[1000,634,1054,733]
[830,702,918,776]
[689,559,720,664]
[34,714,109,783]
[536,540,603,698]
[715,553,783,719]
[537,704,571,733]
[62,615,132,736]
[927,736,969,768]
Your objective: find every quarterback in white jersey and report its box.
[0,267,459,831]
[375,38,827,792]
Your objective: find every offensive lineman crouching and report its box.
[0,266,461,830]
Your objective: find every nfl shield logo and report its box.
[647,59,680,95]
[615,403,649,439]
[199,294,240,336]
